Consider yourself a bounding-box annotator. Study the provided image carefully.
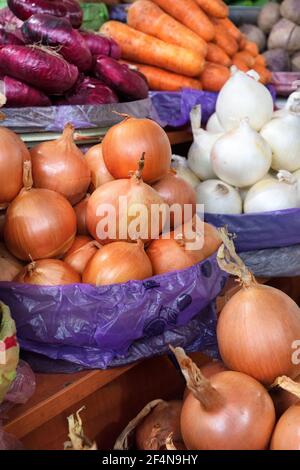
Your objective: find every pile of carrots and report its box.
[101,0,272,92]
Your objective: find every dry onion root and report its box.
[216,228,300,385]
[64,407,97,451]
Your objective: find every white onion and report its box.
[206,113,224,133]
[244,171,300,214]
[196,180,242,214]
[261,92,300,172]
[187,106,222,180]
[211,119,272,188]
[171,155,200,189]
[216,68,274,131]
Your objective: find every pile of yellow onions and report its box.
[85,143,114,191]
[15,259,81,286]
[63,236,99,275]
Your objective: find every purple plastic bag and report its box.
[205,208,300,252]
[0,254,226,369]
[5,360,35,404]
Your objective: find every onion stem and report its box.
[272,376,300,400]
[23,160,33,191]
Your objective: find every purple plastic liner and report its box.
[205,208,300,252]
[0,254,226,369]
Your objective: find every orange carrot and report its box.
[127,0,207,57]
[242,40,259,57]
[123,62,203,91]
[151,0,215,42]
[253,65,272,85]
[195,0,228,18]
[232,57,249,73]
[200,62,230,92]
[100,21,205,77]
[212,17,242,41]
[254,55,266,67]
[233,51,255,68]
[206,43,231,67]
[239,35,247,50]
[214,25,238,57]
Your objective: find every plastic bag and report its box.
[0,302,19,404]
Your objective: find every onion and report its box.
[244,171,300,213]
[74,194,90,236]
[31,123,91,205]
[136,401,183,451]
[216,67,274,131]
[0,210,5,240]
[152,171,196,229]
[83,240,152,286]
[261,91,300,172]
[0,242,23,281]
[15,259,80,286]
[4,161,77,261]
[196,180,242,214]
[211,119,272,188]
[0,127,30,209]
[63,235,99,275]
[270,376,300,450]
[271,374,300,419]
[216,229,300,385]
[183,360,228,401]
[86,155,167,244]
[85,143,114,192]
[171,155,200,189]
[187,106,221,181]
[102,115,171,184]
[206,112,225,133]
[173,347,275,450]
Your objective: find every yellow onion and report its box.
[15,259,81,286]
[74,195,90,236]
[4,162,77,261]
[0,243,23,281]
[217,229,300,385]
[0,210,6,241]
[83,240,152,286]
[31,124,91,205]
[86,155,166,244]
[173,347,275,450]
[63,236,100,275]
[102,115,171,183]
[85,143,114,191]
[0,127,31,208]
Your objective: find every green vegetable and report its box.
[0,302,19,404]
[80,3,109,31]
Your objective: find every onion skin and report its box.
[85,144,114,192]
[136,401,183,451]
[102,117,171,184]
[0,210,5,241]
[183,361,228,401]
[31,124,91,205]
[0,242,23,281]
[217,284,300,385]
[152,172,196,229]
[0,127,31,208]
[15,259,81,286]
[181,371,275,450]
[271,404,300,450]
[271,375,300,419]
[63,235,99,275]
[74,195,90,236]
[4,188,77,261]
[83,240,152,286]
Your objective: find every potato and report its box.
[258,2,281,34]
[240,24,266,52]
[268,18,300,52]
[291,51,300,72]
[280,0,300,25]
[263,48,291,72]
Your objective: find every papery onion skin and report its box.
[136,401,183,451]
[4,188,77,261]
[270,403,300,450]
[63,235,99,275]
[271,375,300,419]
[183,361,228,401]
[85,143,114,192]
[0,242,23,281]
[83,240,152,286]
[74,195,90,236]
[102,117,171,184]
[0,211,5,240]
[0,127,31,208]
[217,284,300,385]
[31,124,91,205]
[181,370,275,450]
[15,259,81,285]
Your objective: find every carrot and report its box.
[123,62,203,91]
[214,25,238,57]
[127,0,207,57]
[239,35,247,50]
[100,21,205,77]
[211,17,242,42]
[233,51,255,68]
[200,62,230,92]
[253,65,272,85]
[242,40,259,57]
[232,57,249,73]
[195,0,228,18]
[206,43,231,67]
[151,0,215,42]
[254,55,266,67]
